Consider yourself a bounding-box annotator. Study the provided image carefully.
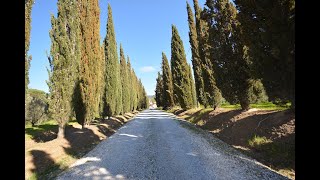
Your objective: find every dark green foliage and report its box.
[155,72,164,108]
[75,0,101,127]
[188,64,198,107]
[203,0,268,110]
[127,57,134,111]
[103,4,121,117]
[187,1,206,107]
[161,52,174,109]
[234,0,295,108]
[193,0,222,109]
[48,0,81,137]
[120,44,130,113]
[25,0,34,93]
[170,25,194,109]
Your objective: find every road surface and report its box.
[56,110,288,180]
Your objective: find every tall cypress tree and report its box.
[161,52,174,109]
[171,25,193,109]
[188,64,197,107]
[25,0,34,93]
[99,43,106,118]
[48,0,81,138]
[155,72,164,108]
[103,4,120,117]
[74,0,101,127]
[187,1,206,107]
[120,44,130,113]
[127,56,134,111]
[193,0,222,109]
[131,69,138,111]
[234,0,295,108]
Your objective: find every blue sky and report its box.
[29,0,206,95]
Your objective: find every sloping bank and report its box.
[25,111,139,180]
[169,107,295,180]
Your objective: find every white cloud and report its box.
[140,66,156,73]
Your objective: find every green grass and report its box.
[221,102,290,110]
[248,135,271,149]
[188,108,213,124]
[25,118,79,140]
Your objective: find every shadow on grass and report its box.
[30,150,63,179]
[25,124,58,143]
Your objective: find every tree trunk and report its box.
[240,99,250,111]
[57,124,65,139]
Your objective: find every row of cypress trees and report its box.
[155,25,197,110]
[28,0,148,138]
[156,0,294,111]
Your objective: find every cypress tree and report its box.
[187,1,206,107]
[193,0,222,109]
[188,64,197,107]
[155,72,164,108]
[47,0,81,138]
[127,56,133,111]
[234,0,295,108]
[103,4,120,117]
[131,69,138,111]
[74,0,101,127]
[170,25,193,109]
[161,52,174,109]
[25,0,34,93]
[120,44,130,113]
[99,43,106,118]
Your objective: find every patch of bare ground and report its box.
[25,112,138,180]
[175,108,295,179]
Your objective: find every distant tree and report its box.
[234,0,295,108]
[48,0,81,138]
[103,4,121,117]
[193,0,222,109]
[120,44,130,113]
[170,25,193,109]
[187,1,206,107]
[155,72,164,107]
[26,93,48,127]
[25,0,34,93]
[161,52,175,109]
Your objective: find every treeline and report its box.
[155,0,294,111]
[25,0,148,138]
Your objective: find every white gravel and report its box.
[56,110,289,180]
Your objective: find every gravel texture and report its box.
[56,110,288,180]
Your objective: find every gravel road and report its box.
[56,110,288,180]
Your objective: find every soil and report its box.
[25,112,139,179]
[174,108,295,179]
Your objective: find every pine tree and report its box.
[103,4,120,117]
[25,0,34,93]
[47,0,81,138]
[120,44,130,113]
[193,0,222,109]
[155,72,164,108]
[234,0,295,108]
[74,0,101,127]
[188,64,197,107]
[187,1,206,107]
[161,52,174,109]
[170,25,193,109]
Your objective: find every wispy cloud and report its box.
[140,66,156,73]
